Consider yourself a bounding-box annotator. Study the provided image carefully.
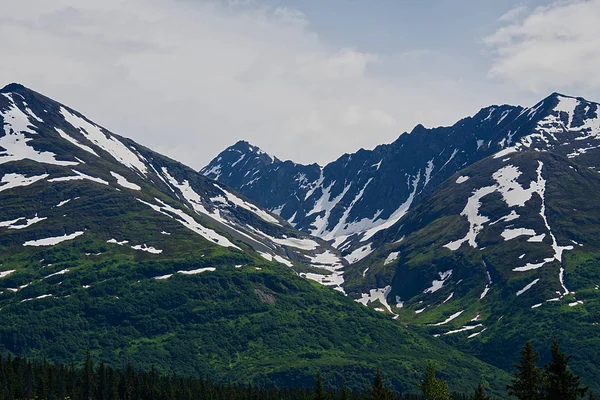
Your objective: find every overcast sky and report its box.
[2,0,599,168]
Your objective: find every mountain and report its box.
[201,93,600,260]
[0,83,510,393]
[203,92,600,390]
[350,149,600,391]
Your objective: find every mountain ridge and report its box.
[202,91,600,259]
[0,82,517,393]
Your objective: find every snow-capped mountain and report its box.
[201,92,600,389]
[0,83,345,290]
[2,83,518,392]
[202,93,600,261]
[348,148,600,387]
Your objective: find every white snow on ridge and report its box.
[131,244,163,254]
[513,260,552,272]
[423,270,453,294]
[456,176,470,184]
[423,160,434,187]
[161,169,270,248]
[137,198,241,249]
[56,199,71,207]
[444,324,483,336]
[361,172,421,242]
[55,128,99,157]
[0,95,78,167]
[110,172,141,191]
[320,178,374,240]
[246,226,318,250]
[178,267,216,275]
[493,147,518,159]
[0,215,46,230]
[23,231,84,246]
[511,162,573,285]
[527,234,546,242]
[384,251,400,265]
[444,185,496,251]
[302,250,345,292]
[215,184,281,225]
[258,251,273,261]
[516,278,540,296]
[554,96,579,129]
[356,286,394,313]
[480,262,493,300]
[107,239,129,245]
[43,268,70,279]
[60,107,148,175]
[501,228,537,241]
[0,270,16,279]
[344,243,374,264]
[21,294,53,303]
[49,170,109,185]
[0,173,49,192]
[273,255,293,267]
[430,310,464,326]
[490,210,519,225]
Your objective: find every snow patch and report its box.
[110,172,141,190]
[430,310,464,326]
[516,279,540,296]
[423,270,453,294]
[0,173,49,192]
[384,251,399,265]
[23,231,84,246]
[61,107,148,174]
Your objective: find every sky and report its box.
[2,0,600,168]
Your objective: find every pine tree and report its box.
[371,368,391,400]
[507,341,543,400]
[472,384,490,400]
[543,339,588,400]
[83,349,94,400]
[589,392,597,400]
[314,373,327,400]
[418,363,451,400]
[339,378,350,400]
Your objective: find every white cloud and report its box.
[485,0,600,93]
[0,0,502,168]
[498,4,528,22]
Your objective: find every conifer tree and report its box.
[507,341,543,400]
[472,384,490,400]
[83,349,94,400]
[371,368,391,400]
[314,373,327,400]
[418,363,451,400]
[339,378,350,400]
[543,339,588,400]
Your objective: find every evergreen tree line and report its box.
[0,339,593,400]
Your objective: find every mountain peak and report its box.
[0,82,27,93]
[225,140,278,163]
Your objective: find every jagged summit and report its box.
[0,82,27,93]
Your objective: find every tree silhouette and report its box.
[507,341,543,400]
[418,362,451,400]
[543,338,588,400]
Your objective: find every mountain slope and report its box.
[0,83,510,393]
[346,150,600,391]
[202,93,600,261]
[202,92,600,391]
